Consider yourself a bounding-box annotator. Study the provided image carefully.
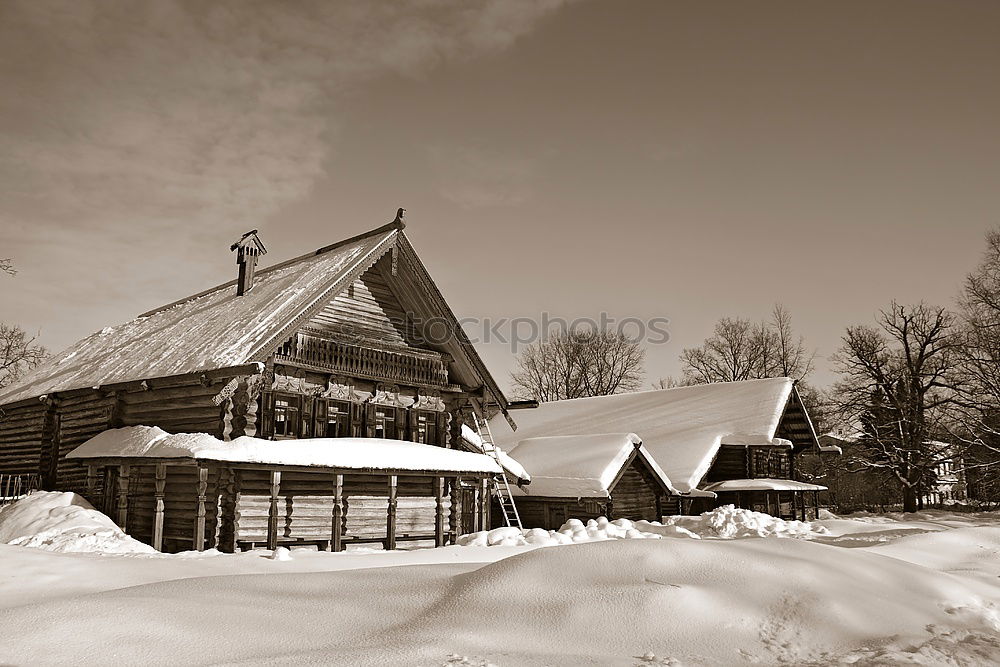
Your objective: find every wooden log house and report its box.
[492,377,829,521]
[0,212,515,550]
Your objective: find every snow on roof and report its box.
[0,227,398,405]
[503,432,677,499]
[490,378,796,493]
[700,479,828,493]
[68,426,502,475]
[459,424,530,483]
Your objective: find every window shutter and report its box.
[260,392,275,439]
[395,408,407,440]
[364,403,375,438]
[408,410,419,442]
[348,402,362,437]
[436,412,449,447]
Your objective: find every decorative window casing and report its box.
[273,393,303,439]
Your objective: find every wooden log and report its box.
[386,475,397,550]
[331,473,344,552]
[434,477,445,547]
[194,466,208,551]
[153,463,166,551]
[267,470,281,550]
[86,464,97,501]
[117,464,130,529]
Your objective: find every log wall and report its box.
[705,446,748,482]
[0,372,236,492]
[0,401,49,477]
[119,383,223,436]
[609,459,662,521]
[55,394,118,495]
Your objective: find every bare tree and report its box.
[832,302,960,512]
[680,304,814,384]
[511,329,645,402]
[954,229,1000,502]
[0,259,48,388]
[651,376,684,390]
[0,325,48,389]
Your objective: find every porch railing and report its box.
[0,473,40,507]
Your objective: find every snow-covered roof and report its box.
[0,227,397,405]
[68,426,502,475]
[503,432,678,499]
[0,221,509,410]
[490,378,803,494]
[459,424,531,483]
[700,479,828,492]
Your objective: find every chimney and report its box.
[230,230,267,296]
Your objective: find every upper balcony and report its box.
[274,330,451,387]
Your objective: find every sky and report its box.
[1,0,999,394]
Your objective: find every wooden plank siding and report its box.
[305,260,423,349]
[608,458,663,521]
[232,470,454,551]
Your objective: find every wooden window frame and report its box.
[272,392,303,439]
[315,398,352,438]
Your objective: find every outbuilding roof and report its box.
[490,378,818,494]
[504,432,679,499]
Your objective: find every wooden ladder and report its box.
[471,413,523,530]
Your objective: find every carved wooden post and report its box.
[194,465,208,551]
[448,477,461,545]
[331,473,344,552]
[116,464,130,530]
[478,477,489,531]
[434,476,445,547]
[86,465,98,503]
[153,463,166,551]
[230,469,242,553]
[267,470,281,551]
[386,475,398,550]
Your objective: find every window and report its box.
[318,400,351,438]
[273,394,301,438]
[373,408,397,439]
[415,411,437,444]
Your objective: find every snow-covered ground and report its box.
[1,493,998,666]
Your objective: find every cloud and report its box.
[0,1,570,232]
[0,0,573,347]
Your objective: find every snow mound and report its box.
[0,491,155,554]
[457,506,825,547]
[670,504,829,539]
[270,546,293,561]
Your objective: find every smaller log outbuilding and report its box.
[489,377,832,521]
[68,426,501,553]
[496,432,688,529]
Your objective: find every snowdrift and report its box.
[0,491,154,554]
[457,505,827,547]
[2,527,998,665]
